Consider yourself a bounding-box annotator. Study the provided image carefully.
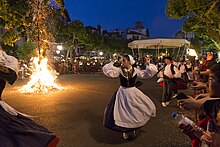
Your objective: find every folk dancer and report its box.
[103,54,157,140]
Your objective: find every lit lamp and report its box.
[187,48,198,65]
[218,52,220,62]
[187,48,198,57]
[99,51,103,56]
[56,50,60,54]
[57,45,63,50]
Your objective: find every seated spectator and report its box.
[195,51,217,76]
[177,62,220,146]
[199,57,208,83]
[200,99,220,146]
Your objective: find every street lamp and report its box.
[99,51,103,56]
[57,45,63,50]
[56,50,60,54]
[218,52,220,62]
[187,48,198,59]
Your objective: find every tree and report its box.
[103,36,130,54]
[57,20,89,47]
[166,0,220,51]
[56,20,92,61]
[0,0,65,58]
[0,0,33,46]
[16,41,36,61]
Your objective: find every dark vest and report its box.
[119,74,137,87]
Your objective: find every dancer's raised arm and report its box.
[136,64,158,78]
[102,62,121,78]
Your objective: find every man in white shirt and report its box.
[162,56,181,107]
[144,55,156,68]
[178,60,190,83]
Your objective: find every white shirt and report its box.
[146,63,158,77]
[102,62,158,78]
[179,64,186,74]
[164,64,181,78]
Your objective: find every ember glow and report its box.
[19,57,62,94]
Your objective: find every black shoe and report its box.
[122,130,137,141]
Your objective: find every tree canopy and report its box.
[0,0,130,60]
[0,0,65,60]
[166,0,220,50]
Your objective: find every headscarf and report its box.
[128,55,135,65]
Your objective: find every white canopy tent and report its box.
[128,38,190,49]
[128,38,191,61]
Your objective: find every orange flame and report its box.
[19,57,62,94]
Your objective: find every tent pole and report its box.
[181,46,186,60]
[138,48,140,61]
[176,47,181,61]
[132,48,134,57]
[172,48,175,57]
[158,45,160,58]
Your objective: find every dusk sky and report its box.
[64,0,184,37]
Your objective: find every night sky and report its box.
[64,0,184,37]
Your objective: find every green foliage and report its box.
[56,20,89,49]
[16,41,36,61]
[56,19,132,54]
[0,0,33,46]
[1,43,18,57]
[0,0,64,47]
[166,0,189,19]
[166,0,220,50]
[54,0,64,8]
[103,36,130,54]
[85,30,103,50]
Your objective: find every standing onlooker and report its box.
[72,58,79,74]
[199,57,208,83]
[162,56,181,107]
[198,51,217,76]
[178,60,190,83]
[20,61,25,79]
[144,55,154,69]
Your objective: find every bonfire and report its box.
[19,57,62,94]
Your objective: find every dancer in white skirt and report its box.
[103,54,157,140]
[0,46,59,147]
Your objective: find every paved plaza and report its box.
[4,73,193,147]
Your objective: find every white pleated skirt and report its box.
[114,86,156,128]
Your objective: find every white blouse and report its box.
[102,62,158,78]
[164,64,181,78]
[179,64,186,73]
